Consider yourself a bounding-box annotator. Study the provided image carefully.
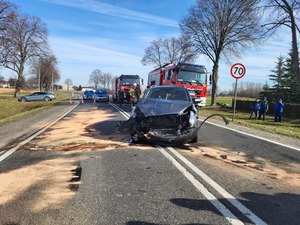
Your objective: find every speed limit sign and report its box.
[230,63,246,79]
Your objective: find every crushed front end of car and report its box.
[117,98,200,146]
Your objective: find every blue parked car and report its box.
[83,90,95,100]
[94,89,109,102]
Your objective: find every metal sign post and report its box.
[230,63,246,121]
[232,78,238,121]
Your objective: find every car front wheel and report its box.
[21,98,27,102]
[44,97,51,101]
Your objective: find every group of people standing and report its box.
[249,97,269,120]
[249,97,284,122]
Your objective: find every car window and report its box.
[145,88,188,101]
[96,90,106,94]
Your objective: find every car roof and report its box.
[149,85,187,90]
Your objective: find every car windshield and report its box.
[144,88,188,101]
[177,70,206,86]
[95,90,106,94]
[85,90,94,94]
[121,78,139,86]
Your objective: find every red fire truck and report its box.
[147,63,210,107]
[112,74,143,103]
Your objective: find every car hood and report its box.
[134,98,194,117]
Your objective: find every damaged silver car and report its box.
[117,86,201,146]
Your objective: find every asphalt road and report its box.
[0,100,299,225]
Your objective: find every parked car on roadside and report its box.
[83,90,95,99]
[18,92,56,102]
[94,89,109,102]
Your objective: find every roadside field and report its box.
[202,96,300,139]
[0,88,72,126]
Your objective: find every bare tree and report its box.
[263,0,300,87]
[141,38,164,68]
[102,72,112,89]
[89,69,103,89]
[0,0,17,31]
[235,81,263,98]
[64,78,73,92]
[141,35,197,68]
[0,13,49,97]
[31,55,60,91]
[180,0,263,106]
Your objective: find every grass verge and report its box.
[202,97,300,139]
[0,89,72,126]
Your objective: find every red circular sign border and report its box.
[230,63,246,79]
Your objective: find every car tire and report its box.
[21,98,27,102]
[44,97,50,101]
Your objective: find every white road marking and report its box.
[167,147,267,225]
[0,101,80,163]
[203,120,300,152]
[157,145,244,225]
[109,102,130,118]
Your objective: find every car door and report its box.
[27,92,39,101]
[32,92,45,101]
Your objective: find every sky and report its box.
[4,0,292,92]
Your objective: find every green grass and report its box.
[202,97,300,139]
[0,89,72,126]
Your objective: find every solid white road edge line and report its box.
[167,146,267,225]
[202,119,300,152]
[156,145,244,225]
[0,101,80,163]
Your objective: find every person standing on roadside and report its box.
[258,97,268,121]
[274,98,284,122]
[135,84,141,101]
[249,98,261,120]
[117,87,124,107]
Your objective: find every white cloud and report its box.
[41,0,178,27]
[49,36,152,85]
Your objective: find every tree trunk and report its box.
[211,61,219,106]
[290,13,300,86]
[14,64,24,97]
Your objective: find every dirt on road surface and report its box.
[0,105,299,224]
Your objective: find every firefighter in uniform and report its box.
[129,83,137,109]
